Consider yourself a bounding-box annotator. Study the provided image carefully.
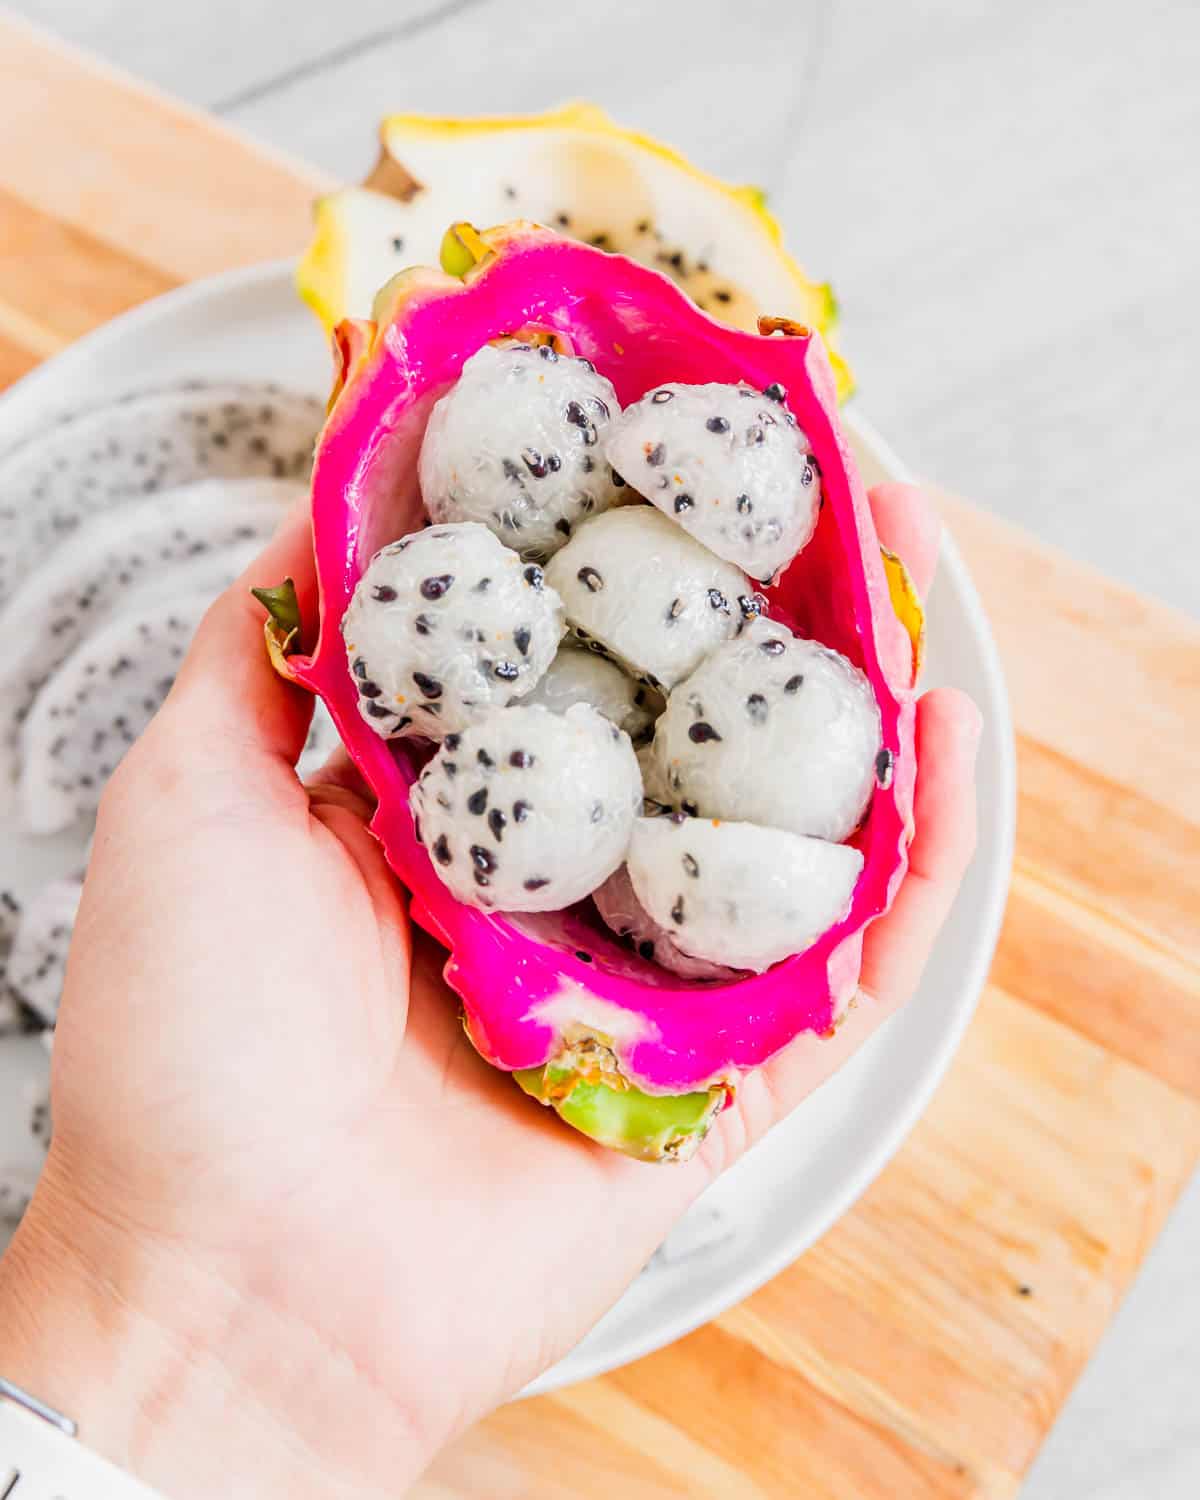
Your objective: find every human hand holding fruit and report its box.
[0,481,978,1500]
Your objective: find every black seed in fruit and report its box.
[682,853,700,878]
[706,416,730,433]
[467,787,488,815]
[371,584,397,602]
[509,749,534,768]
[747,693,768,724]
[565,401,589,427]
[477,748,494,768]
[359,680,382,698]
[366,702,394,719]
[670,896,685,924]
[414,613,434,635]
[513,799,531,822]
[646,443,666,466]
[514,626,531,656]
[577,566,604,592]
[652,389,673,403]
[352,657,368,678]
[433,835,452,865]
[493,661,520,682]
[674,494,694,514]
[524,877,549,891]
[611,469,626,487]
[524,565,544,590]
[736,494,752,514]
[470,845,496,872]
[488,808,507,840]
[784,674,804,693]
[761,639,786,656]
[412,671,442,698]
[420,574,453,600]
[688,721,722,743]
[556,518,572,537]
[762,382,786,402]
[444,733,461,750]
[522,447,548,478]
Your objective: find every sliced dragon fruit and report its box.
[296,105,851,399]
[0,382,320,606]
[265,222,916,1161]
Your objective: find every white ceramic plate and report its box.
[0,264,1016,1392]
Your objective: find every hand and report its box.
[0,484,979,1499]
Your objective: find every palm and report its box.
[47,483,978,1452]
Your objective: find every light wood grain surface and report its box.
[1,13,1197,1498]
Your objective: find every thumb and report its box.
[162,501,319,777]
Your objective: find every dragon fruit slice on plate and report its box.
[264,222,917,1162]
[296,104,851,401]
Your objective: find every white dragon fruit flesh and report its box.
[342,522,565,740]
[626,814,864,973]
[418,342,625,558]
[592,863,740,981]
[2,877,82,1027]
[604,381,821,582]
[0,382,321,605]
[0,479,299,801]
[410,703,641,912]
[0,891,24,1035]
[544,505,754,691]
[18,592,225,835]
[647,617,882,842]
[515,643,659,743]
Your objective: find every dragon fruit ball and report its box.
[418,342,625,559]
[626,815,864,973]
[592,863,740,981]
[341,521,565,740]
[545,505,753,692]
[604,381,821,582]
[647,617,882,843]
[410,703,642,912]
[516,643,659,743]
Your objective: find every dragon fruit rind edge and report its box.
[270,222,917,1162]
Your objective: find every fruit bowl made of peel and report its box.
[257,218,922,1164]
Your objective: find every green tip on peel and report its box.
[439,221,489,278]
[514,1065,726,1163]
[251,578,301,636]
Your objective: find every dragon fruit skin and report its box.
[282,223,916,1106]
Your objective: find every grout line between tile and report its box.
[212,0,492,116]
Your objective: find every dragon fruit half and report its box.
[264,222,917,1161]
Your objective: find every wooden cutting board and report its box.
[2,16,1197,1497]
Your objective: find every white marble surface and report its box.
[10,1,1200,1494]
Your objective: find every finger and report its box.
[868,482,941,598]
[858,686,981,1006]
[699,686,981,1171]
[303,745,376,804]
[164,499,317,770]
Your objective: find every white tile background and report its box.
[9,1,1200,1494]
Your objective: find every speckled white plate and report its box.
[0,263,1015,1390]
